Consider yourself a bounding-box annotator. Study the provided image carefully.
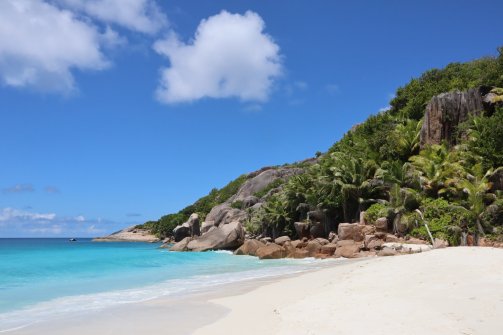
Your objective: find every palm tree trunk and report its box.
[474,218,484,246]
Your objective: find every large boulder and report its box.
[294,222,310,239]
[230,167,303,202]
[203,204,248,229]
[364,235,383,250]
[173,213,201,242]
[169,237,193,252]
[305,239,324,257]
[274,236,291,245]
[375,217,388,232]
[337,223,364,241]
[334,240,361,258]
[289,249,309,259]
[241,196,260,208]
[234,239,266,256]
[187,213,200,236]
[420,87,487,148]
[256,244,287,259]
[173,224,191,242]
[309,221,326,238]
[200,220,216,234]
[320,243,337,255]
[186,221,245,252]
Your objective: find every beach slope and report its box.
[195,247,503,335]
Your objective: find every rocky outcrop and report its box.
[294,222,310,239]
[274,236,291,245]
[334,240,361,258]
[184,221,245,252]
[337,223,364,241]
[419,87,497,148]
[93,226,160,242]
[202,204,248,233]
[169,237,193,251]
[173,213,201,242]
[234,239,266,256]
[255,243,287,259]
[230,167,303,202]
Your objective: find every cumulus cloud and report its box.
[154,10,282,104]
[57,0,168,34]
[3,184,35,194]
[0,0,110,92]
[0,207,114,237]
[0,207,56,222]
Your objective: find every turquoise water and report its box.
[0,238,331,331]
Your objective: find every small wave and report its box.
[0,259,330,332]
[212,250,234,254]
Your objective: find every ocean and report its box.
[0,238,333,332]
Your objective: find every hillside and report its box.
[132,46,503,248]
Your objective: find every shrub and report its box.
[481,198,503,228]
[411,198,474,245]
[231,200,244,210]
[365,203,389,224]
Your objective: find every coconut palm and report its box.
[460,163,494,243]
[329,152,387,222]
[394,119,422,160]
[261,194,291,238]
[409,144,466,198]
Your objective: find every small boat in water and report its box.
[69,238,77,242]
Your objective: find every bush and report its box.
[230,200,244,210]
[365,203,389,224]
[481,198,503,228]
[411,198,474,245]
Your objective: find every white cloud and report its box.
[3,184,35,194]
[379,106,391,112]
[154,10,282,104]
[0,0,110,92]
[57,0,167,34]
[0,207,114,237]
[0,208,56,222]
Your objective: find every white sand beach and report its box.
[10,247,503,335]
[195,247,503,335]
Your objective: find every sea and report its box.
[0,238,334,332]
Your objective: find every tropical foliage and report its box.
[141,47,503,244]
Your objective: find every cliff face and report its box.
[420,87,486,148]
[419,86,503,148]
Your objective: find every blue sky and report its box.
[1,0,502,237]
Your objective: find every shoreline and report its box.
[6,247,503,335]
[4,257,349,335]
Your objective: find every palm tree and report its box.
[329,153,386,222]
[460,163,494,244]
[409,144,466,198]
[261,194,291,238]
[394,119,422,160]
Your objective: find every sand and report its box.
[9,247,503,335]
[195,247,503,335]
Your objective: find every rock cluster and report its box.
[233,218,434,260]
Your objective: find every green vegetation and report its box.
[142,174,248,237]
[141,47,503,244]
